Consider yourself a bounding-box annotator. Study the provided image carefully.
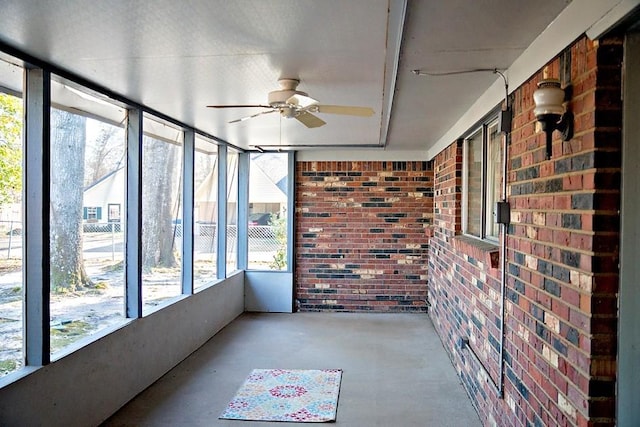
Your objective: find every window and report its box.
[193,137,218,289]
[0,57,24,378]
[0,50,255,380]
[84,206,101,221]
[141,114,184,312]
[226,150,239,273]
[49,76,127,356]
[248,153,288,270]
[108,204,121,223]
[463,117,502,240]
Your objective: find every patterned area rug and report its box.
[220,368,343,422]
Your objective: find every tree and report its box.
[50,109,93,292]
[84,125,122,186]
[0,93,22,207]
[141,136,181,269]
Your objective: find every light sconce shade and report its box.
[533,79,573,159]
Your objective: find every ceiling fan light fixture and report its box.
[280,107,297,118]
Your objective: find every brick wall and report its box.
[295,161,432,312]
[428,35,622,426]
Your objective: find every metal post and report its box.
[181,129,194,295]
[23,66,51,365]
[125,108,143,318]
[237,152,249,270]
[7,220,13,259]
[111,222,115,261]
[217,146,227,279]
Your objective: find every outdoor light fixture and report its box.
[533,79,573,159]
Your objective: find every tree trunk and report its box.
[50,109,92,292]
[141,136,180,269]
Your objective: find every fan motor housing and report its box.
[268,78,307,107]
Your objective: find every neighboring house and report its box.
[83,157,287,226]
[82,166,124,224]
[251,152,288,195]
[194,155,287,225]
[246,157,288,216]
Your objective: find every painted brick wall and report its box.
[295,161,432,312]
[428,35,622,427]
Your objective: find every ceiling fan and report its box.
[207,78,374,128]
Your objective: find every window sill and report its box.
[452,235,500,269]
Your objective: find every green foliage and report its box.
[103,260,124,273]
[0,93,23,206]
[0,359,17,375]
[93,281,109,290]
[50,320,93,352]
[49,320,95,352]
[269,211,288,270]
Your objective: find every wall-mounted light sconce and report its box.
[533,79,573,159]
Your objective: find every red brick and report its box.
[422,33,622,427]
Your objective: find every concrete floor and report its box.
[103,312,481,427]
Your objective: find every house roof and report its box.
[195,155,286,203]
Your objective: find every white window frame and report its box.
[462,114,502,242]
[86,206,98,221]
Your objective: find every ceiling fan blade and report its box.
[229,109,278,124]
[286,94,320,108]
[295,112,326,128]
[207,104,273,109]
[316,105,374,117]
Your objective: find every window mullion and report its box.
[286,152,295,272]
[23,67,51,365]
[217,146,227,279]
[125,108,143,318]
[182,129,195,295]
[237,153,249,270]
[481,123,489,239]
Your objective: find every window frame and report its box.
[0,54,241,382]
[107,203,121,222]
[0,43,297,384]
[85,206,99,221]
[461,108,503,242]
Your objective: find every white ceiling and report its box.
[0,0,580,155]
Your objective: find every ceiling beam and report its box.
[379,0,408,148]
